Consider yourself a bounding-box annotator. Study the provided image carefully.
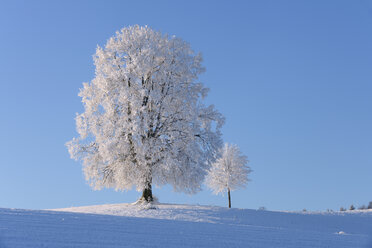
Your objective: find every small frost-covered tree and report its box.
[67,25,224,203]
[206,143,251,208]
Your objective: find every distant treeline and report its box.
[339,202,372,212]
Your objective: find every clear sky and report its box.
[0,0,371,211]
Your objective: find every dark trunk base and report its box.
[228,188,231,208]
[140,187,153,202]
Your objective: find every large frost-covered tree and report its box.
[67,25,224,202]
[206,143,251,208]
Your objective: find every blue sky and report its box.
[0,0,371,211]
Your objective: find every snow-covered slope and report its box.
[1,203,371,247]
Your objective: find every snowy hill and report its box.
[1,203,372,248]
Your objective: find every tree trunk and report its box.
[228,188,231,208]
[141,180,153,202]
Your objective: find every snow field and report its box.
[0,203,371,247]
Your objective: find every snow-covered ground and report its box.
[1,203,371,247]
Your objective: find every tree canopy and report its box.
[67,25,224,201]
[206,143,251,207]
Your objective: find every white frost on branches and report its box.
[206,143,251,195]
[66,25,224,194]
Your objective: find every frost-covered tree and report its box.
[67,25,224,202]
[206,143,251,208]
